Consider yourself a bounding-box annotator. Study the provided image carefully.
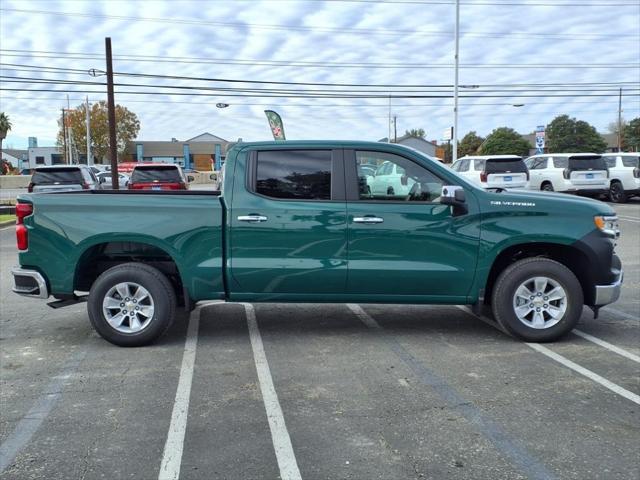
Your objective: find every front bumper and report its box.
[594,269,623,306]
[11,267,49,299]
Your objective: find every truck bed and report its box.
[16,190,225,302]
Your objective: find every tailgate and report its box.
[487,172,528,188]
[569,170,608,185]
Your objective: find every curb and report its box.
[0,220,14,229]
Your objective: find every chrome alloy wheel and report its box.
[512,276,567,329]
[102,282,155,333]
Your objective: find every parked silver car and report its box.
[97,171,130,189]
[28,165,101,193]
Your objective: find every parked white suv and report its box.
[451,155,529,189]
[524,153,609,197]
[603,152,640,203]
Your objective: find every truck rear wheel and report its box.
[491,257,583,342]
[88,263,176,347]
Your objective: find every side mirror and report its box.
[209,173,217,181]
[187,175,195,183]
[441,185,468,215]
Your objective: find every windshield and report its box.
[131,166,182,183]
[31,168,83,184]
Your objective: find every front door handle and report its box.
[353,216,384,224]
[237,215,268,222]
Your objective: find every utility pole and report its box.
[452,0,460,163]
[388,95,392,143]
[618,87,622,152]
[105,37,119,189]
[66,95,73,164]
[61,109,68,164]
[86,96,92,165]
[393,115,397,143]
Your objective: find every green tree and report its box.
[458,131,484,157]
[545,114,607,153]
[623,117,640,151]
[57,101,140,163]
[405,128,425,138]
[0,112,12,155]
[479,127,531,157]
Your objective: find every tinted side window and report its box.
[552,157,568,168]
[256,150,332,200]
[622,155,639,168]
[603,156,617,168]
[474,159,486,171]
[459,159,470,172]
[534,158,548,169]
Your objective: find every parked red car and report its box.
[128,164,191,190]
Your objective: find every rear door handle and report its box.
[353,216,384,224]
[237,215,268,222]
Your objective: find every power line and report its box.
[1,50,637,70]
[3,87,639,100]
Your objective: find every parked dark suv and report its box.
[128,164,190,190]
[28,165,101,193]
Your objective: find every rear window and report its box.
[603,156,617,168]
[568,156,607,171]
[622,155,639,168]
[31,168,83,184]
[485,158,527,173]
[131,166,182,183]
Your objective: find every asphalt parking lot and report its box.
[0,201,638,480]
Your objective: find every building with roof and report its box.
[379,134,439,158]
[123,132,229,171]
[1,148,28,169]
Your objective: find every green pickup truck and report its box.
[12,141,622,346]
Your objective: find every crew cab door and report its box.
[229,148,347,298]
[345,149,480,301]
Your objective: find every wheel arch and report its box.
[74,240,188,304]
[484,242,593,306]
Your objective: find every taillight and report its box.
[633,167,640,178]
[480,171,488,182]
[27,182,34,193]
[16,203,33,251]
[563,169,570,179]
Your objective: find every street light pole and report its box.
[453,0,460,163]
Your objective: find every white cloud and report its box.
[0,0,638,148]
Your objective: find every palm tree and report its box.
[0,112,12,155]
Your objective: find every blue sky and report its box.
[1,0,639,149]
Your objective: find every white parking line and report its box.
[526,343,640,405]
[244,303,302,480]
[573,329,640,363]
[158,311,200,480]
[455,306,640,405]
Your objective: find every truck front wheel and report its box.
[88,263,176,347]
[491,257,583,342]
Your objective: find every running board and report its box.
[47,296,88,309]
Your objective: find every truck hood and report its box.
[479,188,615,216]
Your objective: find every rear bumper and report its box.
[11,267,49,299]
[594,269,623,306]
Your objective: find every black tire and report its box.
[87,263,176,347]
[541,182,554,192]
[491,257,583,342]
[387,186,395,195]
[609,181,627,203]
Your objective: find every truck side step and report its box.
[47,296,88,309]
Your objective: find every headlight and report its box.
[594,215,620,238]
